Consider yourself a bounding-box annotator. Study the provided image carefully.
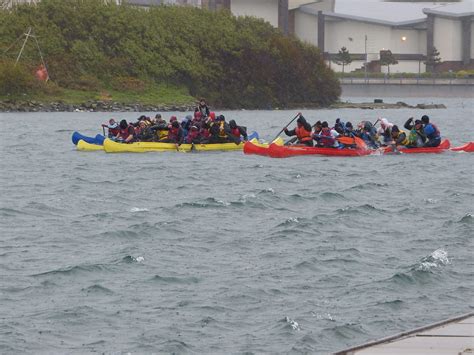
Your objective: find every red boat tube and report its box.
[451,142,474,152]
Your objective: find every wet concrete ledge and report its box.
[334,312,474,355]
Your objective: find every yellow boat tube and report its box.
[103,138,245,153]
[77,140,104,151]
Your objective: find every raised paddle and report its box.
[272,112,301,142]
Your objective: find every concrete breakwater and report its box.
[341,82,474,98]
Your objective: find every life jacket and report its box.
[119,126,133,140]
[109,127,120,137]
[186,130,200,144]
[425,123,440,139]
[157,129,168,139]
[168,127,180,141]
[218,122,227,138]
[295,126,312,142]
[394,130,409,146]
[231,127,240,138]
[320,130,335,147]
[200,127,211,139]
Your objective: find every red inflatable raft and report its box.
[268,143,371,158]
[245,139,453,158]
[381,139,451,154]
[451,142,474,152]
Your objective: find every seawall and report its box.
[340,78,474,98]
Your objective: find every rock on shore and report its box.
[0,99,446,112]
[0,100,195,113]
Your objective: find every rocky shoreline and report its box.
[0,99,446,112]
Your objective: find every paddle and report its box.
[272,112,301,142]
[102,126,106,136]
[284,137,298,146]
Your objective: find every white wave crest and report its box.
[130,207,149,213]
[416,249,450,271]
[216,200,230,206]
[241,193,256,201]
[285,316,301,331]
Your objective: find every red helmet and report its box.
[209,112,216,121]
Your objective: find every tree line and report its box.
[0,0,341,108]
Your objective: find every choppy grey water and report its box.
[0,97,473,354]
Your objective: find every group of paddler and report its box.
[101,99,248,145]
[282,113,442,150]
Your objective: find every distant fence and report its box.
[339,77,473,86]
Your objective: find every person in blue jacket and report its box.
[421,115,441,147]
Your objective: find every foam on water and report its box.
[129,207,149,213]
[284,316,301,331]
[415,249,450,272]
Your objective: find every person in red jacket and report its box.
[284,116,313,146]
[117,119,135,143]
[229,119,248,143]
[186,126,201,144]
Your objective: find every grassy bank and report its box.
[0,83,195,106]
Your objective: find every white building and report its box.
[226,0,474,73]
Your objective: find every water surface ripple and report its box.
[0,98,473,353]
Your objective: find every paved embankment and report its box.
[341,78,474,98]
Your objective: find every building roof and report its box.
[423,1,474,18]
[297,1,471,27]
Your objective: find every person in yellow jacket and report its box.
[390,125,409,147]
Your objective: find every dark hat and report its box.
[345,121,353,128]
[322,121,329,128]
[119,120,128,129]
[415,119,423,126]
[421,115,429,124]
[171,121,180,128]
[392,125,399,133]
[297,116,307,124]
[155,113,162,119]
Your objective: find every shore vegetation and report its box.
[0,0,340,109]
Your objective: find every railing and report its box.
[339,76,473,85]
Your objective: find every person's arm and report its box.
[177,129,184,145]
[124,127,135,143]
[395,132,406,146]
[404,117,414,130]
[284,128,296,137]
[239,126,248,141]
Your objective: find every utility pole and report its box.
[15,27,32,65]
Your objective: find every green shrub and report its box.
[67,74,102,91]
[111,77,146,93]
[0,0,341,107]
[0,60,38,95]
